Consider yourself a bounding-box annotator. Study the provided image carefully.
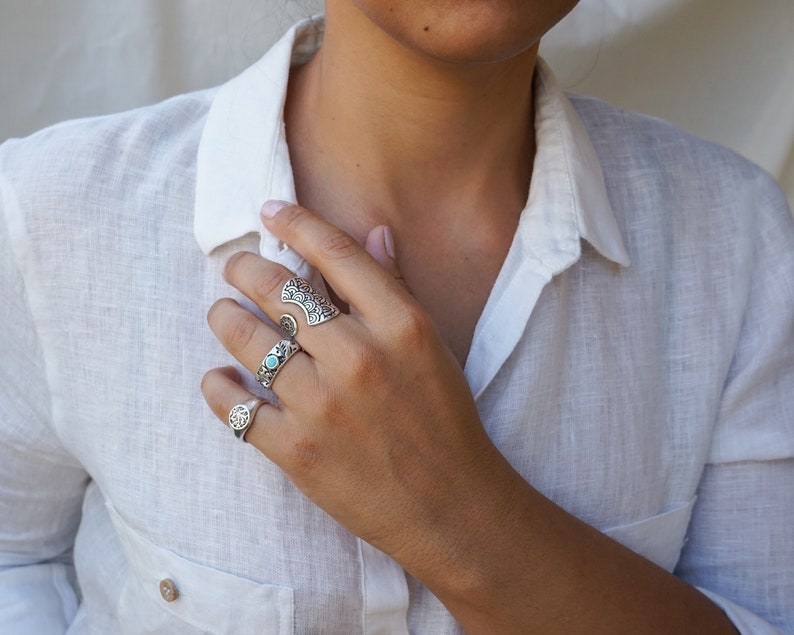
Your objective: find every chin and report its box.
[409,22,541,65]
[353,0,579,65]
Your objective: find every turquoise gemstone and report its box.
[265,354,279,370]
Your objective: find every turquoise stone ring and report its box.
[256,338,302,389]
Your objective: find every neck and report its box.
[285,2,537,242]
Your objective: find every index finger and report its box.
[260,201,412,321]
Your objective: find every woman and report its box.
[1,1,791,632]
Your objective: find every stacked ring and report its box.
[228,397,265,441]
[256,338,303,389]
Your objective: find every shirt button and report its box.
[159,578,179,602]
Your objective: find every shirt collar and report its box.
[521,59,631,272]
[194,17,630,270]
[194,17,323,256]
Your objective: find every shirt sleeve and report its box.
[674,171,794,634]
[0,158,89,633]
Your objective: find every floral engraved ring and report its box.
[228,397,265,441]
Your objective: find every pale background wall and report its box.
[1,0,792,206]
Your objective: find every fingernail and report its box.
[383,226,396,259]
[260,200,290,220]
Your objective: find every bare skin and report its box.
[202,1,740,632]
[284,0,539,364]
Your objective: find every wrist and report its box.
[388,446,531,616]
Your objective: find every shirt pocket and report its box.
[106,503,294,635]
[601,497,697,572]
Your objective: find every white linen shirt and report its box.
[1,17,793,635]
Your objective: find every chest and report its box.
[398,229,511,367]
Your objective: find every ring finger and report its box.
[207,297,317,403]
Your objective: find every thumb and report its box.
[364,225,408,290]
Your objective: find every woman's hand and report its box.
[201,200,518,577]
[202,201,739,634]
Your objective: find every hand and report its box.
[202,202,741,634]
[201,201,516,574]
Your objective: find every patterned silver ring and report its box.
[281,277,340,327]
[256,338,303,389]
[279,313,298,337]
[228,397,265,441]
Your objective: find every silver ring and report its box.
[281,277,340,326]
[228,397,265,441]
[256,338,302,389]
[279,313,298,337]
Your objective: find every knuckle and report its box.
[278,204,309,231]
[286,434,322,473]
[392,305,434,347]
[302,381,348,433]
[208,296,238,321]
[346,344,385,387]
[223,250,250,280]
[226,311,260,351]
[252,268,288,304]
[199,369,214,395]
[199,369,228,421]
[319,230,360,262]
[313,386,344,421]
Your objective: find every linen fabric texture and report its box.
[1,17,792,635]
